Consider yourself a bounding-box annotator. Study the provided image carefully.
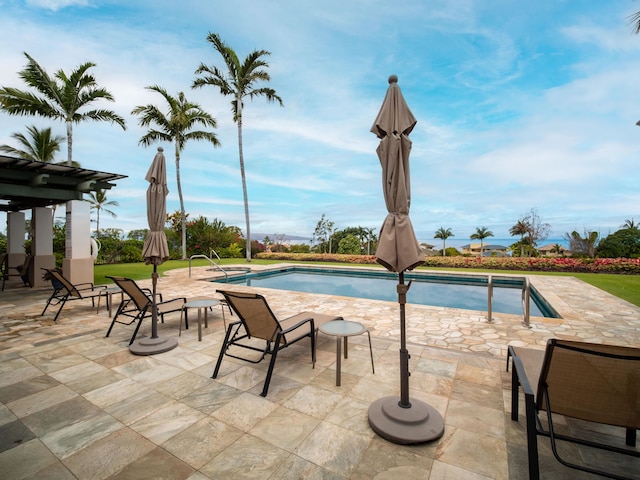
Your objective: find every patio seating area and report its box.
[1,265,639,479]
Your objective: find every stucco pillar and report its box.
[31,207,55,288]
[63,200,94,285]
[6,211,26,270]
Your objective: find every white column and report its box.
[6,211,26,270]
[63,200,94,285]
[31,207,55,288]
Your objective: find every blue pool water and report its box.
[219,267,558,318]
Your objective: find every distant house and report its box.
[460,243,508,257]
[537,244,568,257]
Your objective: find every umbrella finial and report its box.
[388,74,398,84]
[157,147,164,153]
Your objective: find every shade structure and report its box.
[367,75,444,444]
[130,147,177,355]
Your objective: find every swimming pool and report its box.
[217,266,559,318]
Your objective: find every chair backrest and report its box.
[538,339,640,429]
[0,253,7,274]
[217,290,282,342]
[46,268,82,298]
[107,276,151,311]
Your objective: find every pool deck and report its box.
[1,264,639,479]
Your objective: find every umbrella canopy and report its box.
[371,75,424,273]
[142,147,170,266]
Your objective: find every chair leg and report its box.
[212,324,235,379]
[511,365,520,421]
[105,301,127,338]
[524,393,540,480]
[52,297,69,322]
[129,313,146,345]
[261,341,280,397]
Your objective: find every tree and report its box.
[0,52,126,165]
[434,227,454,256]
[597,228,640,258]
[631,10,640,34]
[131,86,220,259]
[519,208,551,255]
[86,189,118,237]
[564,230,599,258]
[509,218,529,257]
[621,219,639,231]
[193,32,283,262]
[338,234,361,254]
[470,226,494,257]
[0,125,66,163]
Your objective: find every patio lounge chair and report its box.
[509,339,640,480]
[105,276,186,345]
[213,289,343,397]
[41,268,107,322]
[1,254,33,291]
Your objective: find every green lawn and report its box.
[94,260,640,308]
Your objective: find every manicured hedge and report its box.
[255,252,640,274]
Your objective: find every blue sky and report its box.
[1,0,639,247]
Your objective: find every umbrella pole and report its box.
[367,271,445,444]
[398,271,411,408]
[129,264,178,355]
[151,267,158,339]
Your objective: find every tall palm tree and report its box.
[434,227,454,256]
[631,10,640,34]
[131,86,220,260]
[509,219,530,257]
[622,219,638,231]
[86,189,118,237]
[470,226,494,258]
[193,32,284,262]
[0,125,65,163]
[0,52,126,165]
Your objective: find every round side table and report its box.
[181,299,219,341]
[319,319,375,386]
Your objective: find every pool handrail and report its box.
[189,254,228,281]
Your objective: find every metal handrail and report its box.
[487,274,493,323]
[189,254,227,281]
[522,277,531,328]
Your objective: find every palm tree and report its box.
[131,86,220,260]
[622,219,639,231]
[86,189,118,237]
[434,227,454,256]
[193,32,284,262]
[0,53,126,165]
[0,125,66,163]
[470,226,494,258]
[631,10,640,34]
[509,218,530,257]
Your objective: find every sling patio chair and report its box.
[213,289,343,397]
[41,268,107,322]
[105,276,186,345]
[1,254,33,291]
[509,339,640,480]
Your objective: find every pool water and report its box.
[219,267,557,318]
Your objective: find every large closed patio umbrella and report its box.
[367,75,445,444]
[130,146,178,355]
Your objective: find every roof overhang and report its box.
[0,155,127,212]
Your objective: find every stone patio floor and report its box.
[0,264,638,479]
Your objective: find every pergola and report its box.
[0,155,127,287]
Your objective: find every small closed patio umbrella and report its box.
[367,75,445,444]
[130,146,178,355]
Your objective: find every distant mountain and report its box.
[251,233,310,243]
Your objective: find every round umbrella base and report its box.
[129,335,178,356]
[368,396,445,444]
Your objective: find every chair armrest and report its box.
[512,355,535,396]
[280,316,314,335]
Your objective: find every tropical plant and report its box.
[131,86,220,259]
[338,234,361,255]
[630,10,640,34]
[434,227,454,256]
[0,125,67,163]
[470,226,494,258]
[621,218,639,231]
[0,52,126,165]
[509,218,529,257]
[193,32,284,262]
[564,230,599,258]
[597,228,640,258]
[86,189,119,237]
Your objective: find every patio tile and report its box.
[0,419,36,453]
[63,427,156,480]
[108,446,194,479]
[211,391,278,432]
[269,454,345,480]
[199,434,290,479]
[129,401,205,445]
[283,384,343,419]
[162,416,243,469]
[7,384,78,418]
[0,374,60,404]
[104,388,172,425]
[249,405,320,451]
[350,435,435,479]
[0,439,59,480]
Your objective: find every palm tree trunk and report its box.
[237,113,251,263]
[66,120,73,166]
[175,143,187,260]
[96,209,100,238]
